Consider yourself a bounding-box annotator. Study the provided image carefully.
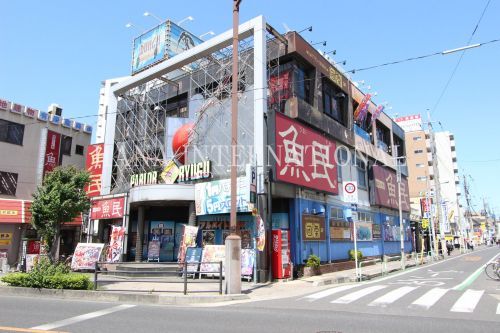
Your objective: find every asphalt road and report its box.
[0,246,498,333]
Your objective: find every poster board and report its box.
[241,249,255,277]
[147,240,161,261]
[71,243,105,271]
[25,254,40,272]
[177,225,199,265]
[185,247,203,273]
[107,226,125,263]
[199,245,225,275]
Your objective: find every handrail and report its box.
[94,261,224,295]
[358,258,383,281]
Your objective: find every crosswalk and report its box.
[301,284,497,314]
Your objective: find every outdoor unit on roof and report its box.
[48,103,62,116]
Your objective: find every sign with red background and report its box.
[372,165,410,212]
[85,144,104,197]
[43,130,61,177]
[0,199,23,223]
[275,113,338,194]
[90,197,125,220]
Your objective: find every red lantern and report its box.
[172,123,194,164]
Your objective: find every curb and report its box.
[0,286,249,305]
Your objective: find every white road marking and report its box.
[409,287,448,310]
[331,285,387,304]
[450,289,484,313]
[31,304,136,330]
[496,302,500,315]
[302,284,359,301]
[368,286,419,307]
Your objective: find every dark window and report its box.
[353,155,367,188]
[0,171,18,196]
[155,93,189,118]
[75,145,84,155]
[322,77,347,126]
[0,120,25,145]
[294,64,314,105]
[61,136,72,156]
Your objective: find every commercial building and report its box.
[91,16,411,280]
[0,99,92,266]
[396,115,464,251]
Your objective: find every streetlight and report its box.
[177,16,194,26]
[311,40,327,46]
[143,11,163,23]
[199,31,215,39]
[125,22,146,33]
[298,26,312,33]
[394,153,406,270]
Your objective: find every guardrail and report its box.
[357,258,383,281]
[383,255,401,274]
[93,261,223,295]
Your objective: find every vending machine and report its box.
[272,229,291,279]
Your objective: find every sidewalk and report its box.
[0,248,473,305]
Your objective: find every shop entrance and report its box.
[148,221,175,261]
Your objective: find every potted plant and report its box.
[303,254,321,277]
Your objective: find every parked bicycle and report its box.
[484,258,500,280]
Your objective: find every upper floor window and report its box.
[0,171,18,196]
[353,155,367,188]
[416,163,425,168]
[417,176,427,181]
[61,136,72,156]
[323,77,347,126]
[330,207,344,220]
[413,136,422,141]
[414,149,424,154]
[295,64,315,106]
[358,212,373,222]
[0,119,24,146]
[75,145,84,155]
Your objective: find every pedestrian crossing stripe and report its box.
[450,289,484,313]
[302,284,359,301]
[368,286,419,307]
[409,288,449,310]
[331,285,387,304]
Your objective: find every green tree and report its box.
[31,166,90,262]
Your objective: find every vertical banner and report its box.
[256,215,266,251]
[43,130,61,177]
[107,226,126,263]
[85,144,104,197]
[177,225,199,265]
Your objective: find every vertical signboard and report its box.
[85,144,104,197]
[43,130,61,177]
[372,165,410,212]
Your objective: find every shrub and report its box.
[348,249,363,261]
[0,258,92,290]
[306,254,321,268]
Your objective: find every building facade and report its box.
[0,99,92,266]
[91,16,412,280]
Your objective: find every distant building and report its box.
[0,98,92,266]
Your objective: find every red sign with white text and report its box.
[372,165,410,212]
[275,113,338,194]
[85,144,104,197]
[43,130,61,177]
[0,199,23,223]
[90,197,125,220]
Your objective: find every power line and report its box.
[430,0,492,116]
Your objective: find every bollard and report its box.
[183,261,188,295]
[219,261,223,295]
[93,262,98,291]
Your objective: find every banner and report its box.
[371,105,384,122]
[256,215,266,251]
[356,221,373,241]
[372,165,410,211]
[43,130,61,177]
[353,93,371,121]
[195,177,253,215]
[177,225,199,265]
[241,249,255,276]
[107,226,125,263]
[71,243,104,270]
[90,197,125,220]
[199,245,225,274]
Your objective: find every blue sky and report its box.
[1,0,499,213]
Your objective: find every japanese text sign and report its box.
[90,197,125,220]
[302,214,326,241]
[85,144,104,197]
[43,130,61,177]
[275,113,338,194]
[372,165,410,212]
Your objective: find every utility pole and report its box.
[225,0,243,295]
[427,113,445,256]
[463,174,472,241]
[392,144,406,269]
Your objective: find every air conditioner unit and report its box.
[48,103,63,116]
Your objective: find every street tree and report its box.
[31,166,90,262]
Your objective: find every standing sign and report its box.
[342,181,358,204]
[43,130,61,177]
[177,225,199,265]
[85,144,104,197]
[275,113,338,194]
[185,247,203,273]
[71,243,104,270]
[199,245,225,275]
[241,249,256,277]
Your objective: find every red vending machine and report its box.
[272,229,291,279]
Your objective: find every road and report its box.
[0,246,498,333]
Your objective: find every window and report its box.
[416,163,425,168]
[61,136,72,156]
[322,77,347,126]
[330,207,344,220]
[358,212,373,222]
[336,148,349,182]
[417,176,427,181]
[75,145,84,155]
[0,171,18,196]
[0,120,24,146]
[294,63,315,105]
[414,149,423,154]
[413,136,422,141]
[353,155,367,188]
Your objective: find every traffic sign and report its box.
[343,181,358,204]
